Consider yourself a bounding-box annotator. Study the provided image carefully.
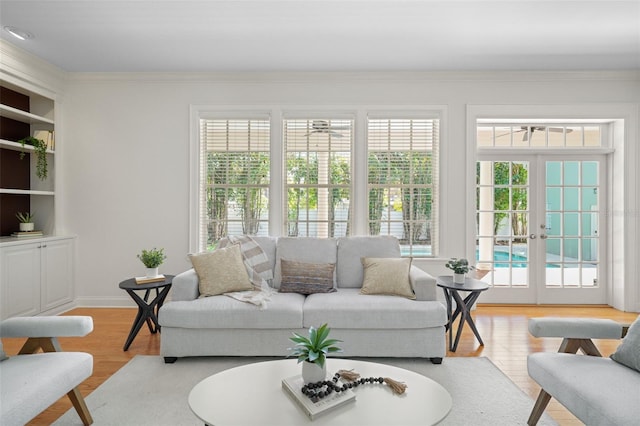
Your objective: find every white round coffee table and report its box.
[189,358,452,425]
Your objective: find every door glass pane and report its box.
[563,238,579,261]
[546,161,561,185]
[564,188,579,211]
[564,213,579,236]
[546,188,561,210]
[564,161,580,185]
[547,213,561,236]
[563,264,580,286]
[582,187,598,210]
[582,161,598,185]
[581,213,597,237]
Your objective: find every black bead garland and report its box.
[301,372,386,403]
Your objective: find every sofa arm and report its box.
[0,316,93,338]
[171,269,200,301]
[410,266,437,301]
[529,317,624,340]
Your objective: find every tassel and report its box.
[383,377,407,395]
[337,369,361,382]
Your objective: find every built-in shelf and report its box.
[0,189,55,196]
[0,139,54,154]
[0,104,54,125]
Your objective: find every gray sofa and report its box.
[159,236,447,364]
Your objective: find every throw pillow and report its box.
[189,244,254,297]
[359,257,415,299]
[610,315,640,372]
[279,259,336,295]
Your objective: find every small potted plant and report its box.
[137,247,167,278]
[445,258,474,284]
[289,323,342,383]
[18,136,49,180]
[15,212,35,232]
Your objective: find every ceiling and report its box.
[1,0,639,73]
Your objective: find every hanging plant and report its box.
[18,136,48,180]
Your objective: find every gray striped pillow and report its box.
[279,259,336,294]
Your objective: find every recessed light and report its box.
[4,26,33,41]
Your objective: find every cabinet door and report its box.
[41,239,74,311]
[0,243,41,319]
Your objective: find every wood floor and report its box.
[2,305,636,426]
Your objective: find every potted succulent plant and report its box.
[137,247,167,278]
[445,258,474,284]
[289,323,342,383]
[15,211,35,232]
[18,136,49,180]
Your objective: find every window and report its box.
[193,109,441,257]
[367,118,439,256]
[284,119,352,237]
[477,124,602,148]
[198,118,270,251]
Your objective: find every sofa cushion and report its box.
[336,236,401,288]
[528,352,640,426]
[611,315,640,372]
[159,292,306,329]
[189,244,254,297]
[279,259,336,295]
[303,288,446,329]
[273,237,337,288]
[360,257,415,299]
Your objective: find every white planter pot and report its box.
[302,361,326,384]
[146,267,159,278]
[453,273,465,284]
[19,222,34,232]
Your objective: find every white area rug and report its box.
[54,356,557,426]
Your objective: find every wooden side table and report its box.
[436,276,489,352]
[118,275,174,351]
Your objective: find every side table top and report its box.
[436,275,490,292]
[119,275,174,290]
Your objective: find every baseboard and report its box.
[73,296,138,308]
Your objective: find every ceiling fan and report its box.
[497,126,573,141]
[305,120,351,137]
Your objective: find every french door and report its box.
[476,155,606,304]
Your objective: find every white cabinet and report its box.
[0,236,74,319]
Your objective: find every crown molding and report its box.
[66,70,640,84]
[0,39,66,95]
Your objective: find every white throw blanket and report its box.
[218,235,275,308]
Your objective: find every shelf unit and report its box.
[0,80,56,237]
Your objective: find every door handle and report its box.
[529,234,537,239]
[539,234,548,239]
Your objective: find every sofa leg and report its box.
[527,389,552,426]
[429,357,443,364]
[164,356,178,364]
[67,386,93,425]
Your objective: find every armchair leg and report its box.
[527,389,551,426]
[67,386,93,425]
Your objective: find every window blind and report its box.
[367,118,439,256]
[198,118,270,251]
[283,119,352,238]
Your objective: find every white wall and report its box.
[58,72,639,310]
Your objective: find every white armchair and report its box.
[527,317,639,426]
[0,316,94,426]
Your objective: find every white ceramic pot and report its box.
[302,361,326,384]
[453,273,465,284]
[146,267,159,278]
[19,222,35,232]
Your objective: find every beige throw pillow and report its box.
[190,244,253,297]
[359,257,415,299]
[610,315,640,372]
[279,259,336,294]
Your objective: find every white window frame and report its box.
[190,106,445,257]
